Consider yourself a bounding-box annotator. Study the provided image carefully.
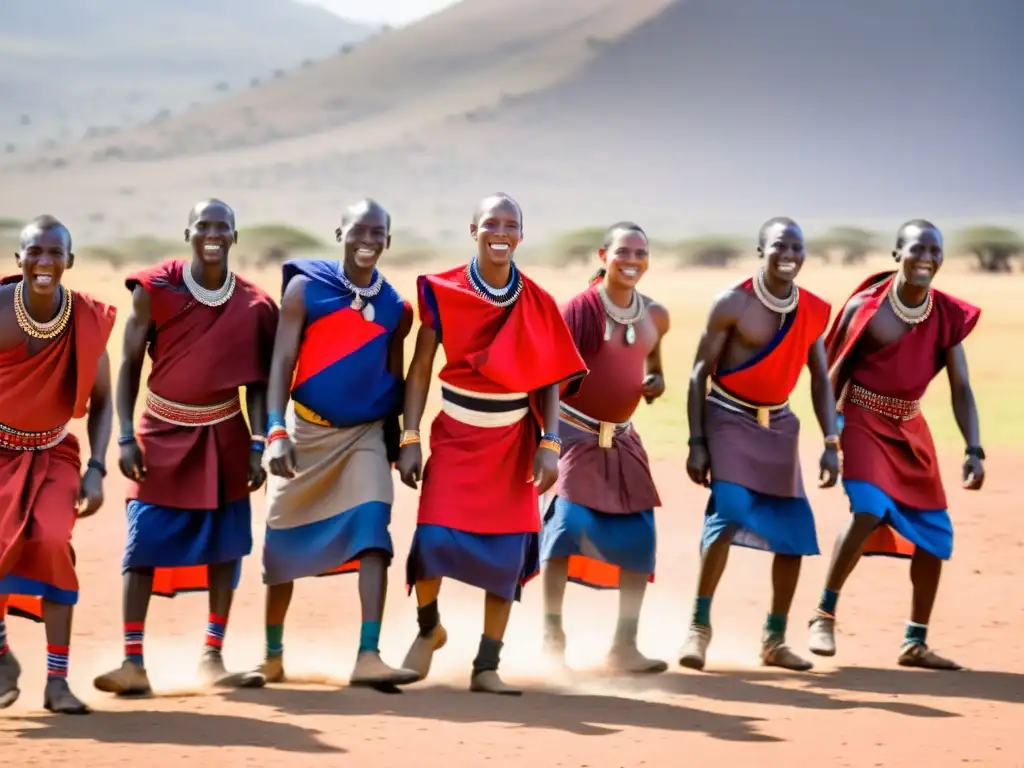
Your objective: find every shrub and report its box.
[672,236,745,268]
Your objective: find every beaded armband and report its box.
[399,429,421,448]
[539,432,562,457]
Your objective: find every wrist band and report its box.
[399,429,421,447]
[87,458,107,477]
[118,434,136,446]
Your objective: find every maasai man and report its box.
[92,199,279,697]
[254,199,418,688]
[539,221,670,674]
[807,220,983,670]
[396,193,587,695]
[0,216,116,714]
[679,217,839,672]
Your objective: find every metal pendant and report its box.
[604,317,614,341]
[351,294,364,311]
[625,324,636,345]
[361,302,375,322]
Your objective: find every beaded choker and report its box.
[14,281,73,340]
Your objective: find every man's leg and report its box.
[402,577,447,681]
[469,592,521,695]
[258,580,293,682]
[0,595,20,708]
[93,567,155,695]
[897,549,961,670]
[350,551,418,688]
[199,560,265,688]
[540,556,569,661]
[761,555,812,671]
[808,512,879,656]
[607,570,667,674]
[679,530,733,670]
[41,600,89,714]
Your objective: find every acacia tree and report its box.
[807,226,876,265]
[953,226,1023,272]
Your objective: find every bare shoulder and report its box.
[0,282,14,310]
[641,294,670,335]
[709,284,750,322]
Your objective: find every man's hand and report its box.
[533,444,559,495]
[397,443,422,489]
[78,466,104,517]
[819,446,840,488]
[963,455,985,490]
[267,435,297,478]
[248,448,268,491]
[642,372,665,404]
[118,438,146,482]
[686,439,711,487]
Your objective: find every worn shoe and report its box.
[678,624,712,671]
[93,659,152,696]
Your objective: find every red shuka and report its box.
[826,271,981,557]
[714,278,832,404]
[0,280,116,622]
[124,260,278,596]
[415,265,586,534]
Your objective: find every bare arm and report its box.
[116,285,152,439]
[87,350,113,464]
[402,324,439,432]
[537,383,559,436]
[806,337,838,438]
[265,277,308,426]
[645,302,670,378]
[388,303,414,387]
[946,343,980,448]
[687,292,743,440]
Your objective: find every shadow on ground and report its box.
[5,709,343,753]
[223,683,779,742]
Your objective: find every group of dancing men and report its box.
[0,194,985,715]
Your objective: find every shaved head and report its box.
[758,216,802,248]
[896,219,941,249]
[603,221,647,249]
[341,198,391,231]
[473,193,522,226]
[188,198,235,228]
[20,214,72,251]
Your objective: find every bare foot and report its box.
[401,625,447,682]
[44,677,91,714]
[898,642,963,670]
[349,651,419,689]
[198,649,266,689]
[0,651,20,709]
[678,624,712,671]
[469,669,522,696]
[93,660,152,696]
[607,644,669,675]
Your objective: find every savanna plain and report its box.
[1,257,1021,767]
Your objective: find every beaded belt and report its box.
[0,421,69,451]
[840,383,920,421]
[708,380,788,428]
[440,383,529,428]
[145,392,241,427]
[558,402,631,448]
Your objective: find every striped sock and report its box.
[47,644,69,678]
[124,621,145,666]
[358,621,381,654]
[205,613,227,651]
[266,624,284,658]
[0,617,8,656]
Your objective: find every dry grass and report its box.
[69,254,1017,459]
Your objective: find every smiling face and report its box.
[759,220,805,283]
[470,196,522,267]
[600,228,649,290]
[895,223,943,288]
[339,203,390,272]
[186,200,236,266]
[17,224,73,298]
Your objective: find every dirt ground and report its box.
[2,444,1022,767]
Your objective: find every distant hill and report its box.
[0,0,1020,243]
[0,0,371,148]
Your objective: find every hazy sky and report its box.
[298,0,460,25]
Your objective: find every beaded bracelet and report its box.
[539,437,561,457]
[399,429,421,447]
[118,434,136,446]
[267,426,289,445]
[266,411,286,433]
[250,435,267,453]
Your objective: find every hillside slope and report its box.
[0,0,1020,243]
[0,0,371,147]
